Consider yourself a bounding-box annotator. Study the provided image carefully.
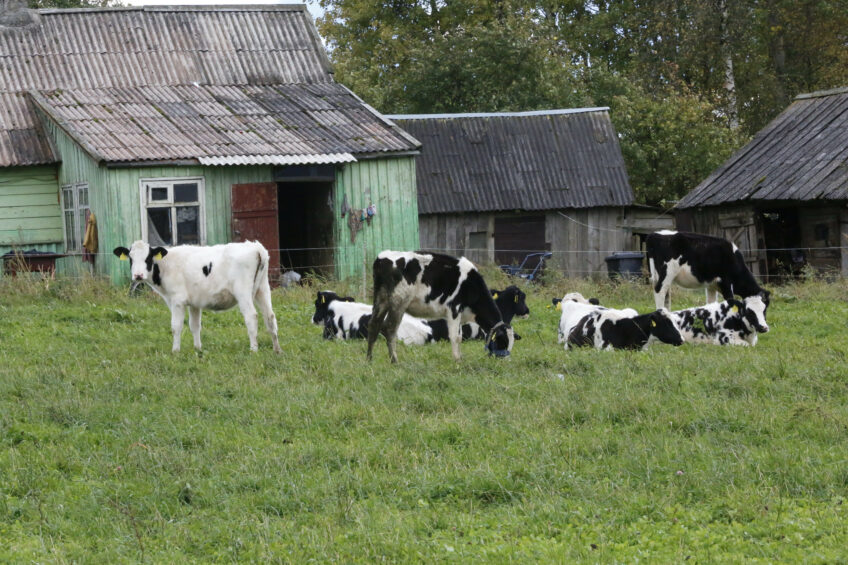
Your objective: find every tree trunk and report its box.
[768,3,789,109]
[717,0,739,129]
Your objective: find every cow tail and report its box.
[254,248,268,292]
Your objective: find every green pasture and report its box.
[1,271,847,563]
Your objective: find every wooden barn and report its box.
[388,109,651,278]
[674,87,848,279]
[0,4,420,283]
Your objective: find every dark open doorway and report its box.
[759,207,805,281]
[277,181,335,277]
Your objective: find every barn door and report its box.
[719,212,761,277]
[494,215,546,267]
[231,182,280,280]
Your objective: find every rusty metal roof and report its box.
[1,6,418,166]
[677,87,848,208]
[31,83,418,165]
[389,109,634,214]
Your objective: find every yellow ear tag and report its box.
[493,293,499,299]
[556,302,562,311]
[514,295,519,303]
[119,253,128,261]
[731,305,739,313]
[321,295,325,304]
[154,252,163,260]
[651,320,657,327]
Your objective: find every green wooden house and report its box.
[0,4,421,283]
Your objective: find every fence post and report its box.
[362,243,367,301]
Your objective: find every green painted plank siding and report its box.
[334,157,419,280]
[0,166,61,249]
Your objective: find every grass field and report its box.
[2,270,848,563]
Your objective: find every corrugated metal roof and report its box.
[1,6,419,166]
[198,153,356,166]
[677,87,848,208]
[30,84,417,164]
[389,109,633,214]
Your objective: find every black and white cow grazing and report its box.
[366,251,515,362]
[670,295,769,346]
[426,285,530,341]
[647,230,770,310]
[113,240,281,353]
[566,306,684,350]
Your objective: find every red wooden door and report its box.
[231,182,280,279]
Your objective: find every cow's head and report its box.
[741,295,769,333]
[113,241,168,281]
[312,291,355,325]
[492,286,530,319]
[485,322,519,358]
[650,309,684,346]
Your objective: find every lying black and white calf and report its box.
[554,293,637,344]
[670,295,769,346]
[559,301,683,350]
[367,251,516,362]
[311,291,434,344]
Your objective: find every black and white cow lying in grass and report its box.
[670,295,770,346]
[313,286,527,347]
[646,230,770,310]
[113,240,281,353]
[558,300,683,350]
[553,293,637,344]
[311,291,435,345]
[367,251,516,362]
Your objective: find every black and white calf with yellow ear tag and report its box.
[113,240,281,353]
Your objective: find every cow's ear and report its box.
[760,289,771,304]
[490,289,499,297]
[150,246,168,260]
[589,298,600,305]
[728,299,743,313]
[113,247,130,260]
[513,332,522,340]
[551,298,561,305]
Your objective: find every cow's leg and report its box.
[652,261,673,310]
[188,306,203,351]
[382,308,405,364]
[236,292,260,352]
[170,303,185,352]
[366,294,389,361]
[447,316,463,361]
[255,282,282,353]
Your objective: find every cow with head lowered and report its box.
[646,230,770,310]
[113,240,281,353]
[366,251,516,362]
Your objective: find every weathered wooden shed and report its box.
[0,4,421,283]
[389,109,646,277]
[675,87,848,279]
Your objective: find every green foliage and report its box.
[317,0,847,206]
[2,275,848,560]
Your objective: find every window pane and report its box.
[150,187,169,201]
[63,188,74,210]
[78,185,88,207]
[176,206,199,245]
[147,208,173,246]
[65,210,76,249]
[174,183,198,203]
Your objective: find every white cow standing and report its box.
[114,240,281,353]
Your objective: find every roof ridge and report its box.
[386,107,610,120]
[795,86,848,100]
[36,5,308,15]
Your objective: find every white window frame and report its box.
[61,182,90,253]
[138,177,206,246]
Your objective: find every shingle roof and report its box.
[0,6,418,166]
[677,87,848,208]
[31,83,417,165]
[389,109,633,214]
